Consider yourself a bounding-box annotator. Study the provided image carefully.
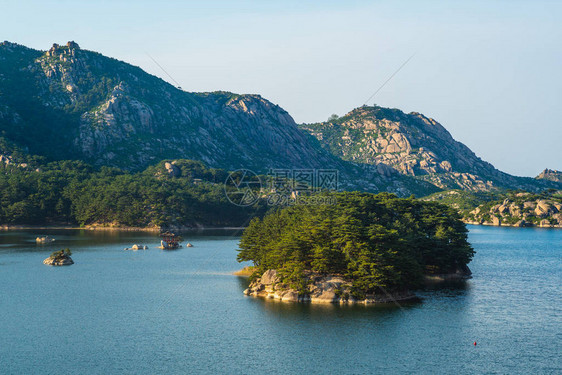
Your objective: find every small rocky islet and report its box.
[43,249,74,266]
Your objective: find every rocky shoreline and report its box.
[463,220,562,229]
[463,194,562,229]
[243,270,422,305]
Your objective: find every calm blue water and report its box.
[0,226,560,374]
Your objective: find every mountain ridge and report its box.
[1,41,559,196]
[299,106,559,192]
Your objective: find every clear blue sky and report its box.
[2,0,560,176]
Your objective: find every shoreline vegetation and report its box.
[0,157,265,229]
[233,266,255,277]
[237,191,474,305]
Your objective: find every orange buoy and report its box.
[473,341,477,346]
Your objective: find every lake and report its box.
[0,226,560,374]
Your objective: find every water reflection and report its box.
[235,276,422,320]
[419,279,471,299]
[235,271,473,319]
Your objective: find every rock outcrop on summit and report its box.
[536,169,562,183]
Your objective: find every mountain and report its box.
[0,41,441,197]
[0,41,559,197]
[299,106,561,192]
[0,41,333,170]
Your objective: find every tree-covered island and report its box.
[238,192,474,304]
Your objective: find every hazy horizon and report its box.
[2,0,560,177]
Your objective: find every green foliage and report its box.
[0,158,266,227]
[238,192,474,294]
[327,114,339,122]
[421,189,503,215]
[50,248,71,259]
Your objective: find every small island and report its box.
[43,249,74,266]
[238,192,474,304]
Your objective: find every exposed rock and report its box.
[539,219,552,228]
[259,269,279,285]
[43,257,74,266]
[66,41,80,50]
[465,194,562,228]
[164,162,181,177]
[423,265,472,281]
[0,154,11,165]
[0,41,559,197]
[523,201,535,209]
[300,107,561,192]
[376,162,397,177]
[43,251,73,266]
[124,244,148,250]
[536,169,562,183]
[514,220,528,227]
[244,269,420,305]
